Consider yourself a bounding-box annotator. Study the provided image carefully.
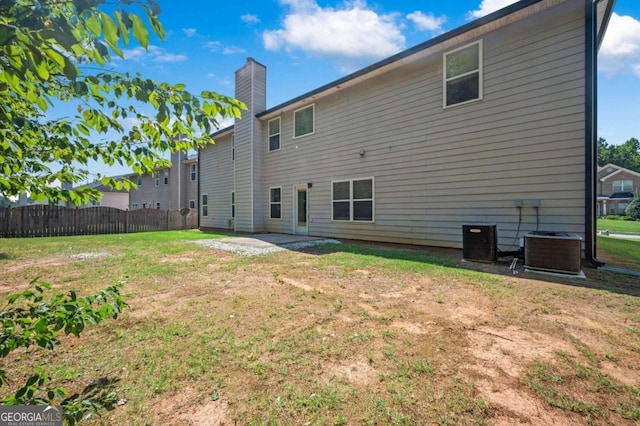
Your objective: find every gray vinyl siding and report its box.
[128,168,171,210]
[234,59,267,232]
[199,134,235,230]
[184,163,198,210]
[261,0,586,248]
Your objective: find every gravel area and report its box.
[194,238,341,256]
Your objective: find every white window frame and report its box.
[201,194,208,217]
[163,170,169,185]
[443,40,483,109]
[156,202,161,209]
[268,117,281,152]
[269,186,282,220]
[293,104,315,139]
[331,177,375,222]
[612,180,633,192]
[190,164,197,181]
[154,172,159,186]
[189,199,196,209]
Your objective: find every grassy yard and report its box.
[1,231,639,425]
[598,218,640,234]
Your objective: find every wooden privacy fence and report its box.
[0,205,198,238]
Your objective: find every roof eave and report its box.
[256,0,552,120]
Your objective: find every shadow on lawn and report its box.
[300,240,640,298]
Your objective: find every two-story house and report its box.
[128,151,198,211]
[597,163,640,216]
[199,0,615,264]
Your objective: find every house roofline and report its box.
[600,166,640,180]
[256,0,555,120]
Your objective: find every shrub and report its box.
[626,195,640,220]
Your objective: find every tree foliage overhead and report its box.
[0,0,245,205]
[598,137,640,173]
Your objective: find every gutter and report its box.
[585,0,605,267]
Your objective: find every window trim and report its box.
[268,117,281,152]
[154,172,160,186]
[156,202,161,209]
[612,180,633,192]
[293,104,315,139]
[189,199,196,209]
[190,164,197,181]
[443,40,483,109]
[163,170,169,185]
[331,177,375,223]
[201,194,208,217]
[269,186,282,220]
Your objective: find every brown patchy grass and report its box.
[0,231,639,425]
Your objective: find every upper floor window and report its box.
[613,180,633,192]
[332,178,374,222]
[154,172,159,186]
[270,187,282,219]
[137,176,142,186]
[294,104,314,138]
[444,40,482,108]
[163,170,169,185]
[190,164,197,181]
[268,118,281,151]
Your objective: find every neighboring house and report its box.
[597,164,640,216]
[199,0,614,264]
[128,151,198,211]
[71,181,129,210]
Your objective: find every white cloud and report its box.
[599,13,640,76]
[407,11,447,32]
[223,46,247,55]
[468,0,517,19]
[204,41,222,52]
[122,46,187,63]
[263,0,405,68]
[182,28,197,37]
[241,14,260,25]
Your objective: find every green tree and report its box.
[0,0,245,205]
[598,137,640,173]
[626,194,640,220]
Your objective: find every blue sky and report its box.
[68,0,640,178]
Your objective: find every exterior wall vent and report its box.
[462,223,497,262]
[524,232,582,274]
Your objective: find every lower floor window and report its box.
[332,178,374,222]
[189,200,196,209]
[270,187,282,219]
[201,194,208,217]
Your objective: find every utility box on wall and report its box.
[462,223,497,263]
[524,231,582,274]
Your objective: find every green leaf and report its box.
[85,15,102,37]
[100,12,122,57]
[130,14,149,48]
